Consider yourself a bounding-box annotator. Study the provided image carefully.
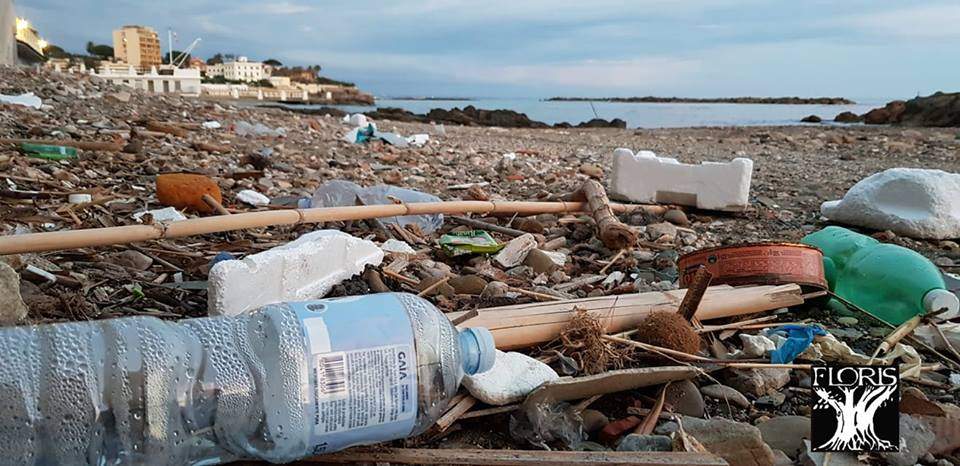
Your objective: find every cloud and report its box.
[238,1,313,15]
[845,3,960,39]
[481,58,701,89]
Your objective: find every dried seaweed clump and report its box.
[559,307,626,374]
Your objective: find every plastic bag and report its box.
[302,180,444,233]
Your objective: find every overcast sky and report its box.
[16,0,960,99]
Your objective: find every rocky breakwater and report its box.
[862,92,960,126]
[363,105,627,129]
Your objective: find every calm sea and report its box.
[318,98,885,129]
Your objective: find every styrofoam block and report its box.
[821,168,960,240]
[463,350,559,406]
[610,148,753,211]
[236,189,270,206]
[208,230,384,316]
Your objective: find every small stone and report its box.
[617,434,673,452]
[757,416,810,458]
[881,414,935,466]
[513,217,545,234]
[664,379,705,418]
[646,222,678,240]
[664,209,689,226]
[523,249,563,275]
[106,91,132,103]
[835,316,858,326]
[870,326,890,337]
[755,392,786,408]
[481,281,510,299]
[106,250,154,272]
[934,257,954,267]
[679,416,776,466]
[494,233,538,268]
[579,164,604,179]
[0,262,28,325]
[236,189,270,206]
[725,368,791,397]
[771,449,793,466]
[937,459,954,466]
[462,350,558,405]
[701,384,751,408]
[799,440,860,466]
[580,409,609,433]
[939,240,960,251]
[449,274,488,295]
[417,275,455,297]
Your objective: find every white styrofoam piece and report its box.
[345,113,369,127]
[0,92,42,109]
[406,134,429,147]
[68,194,92,204]
[132,207,187,223]
[208,230,384,316]
[381,239,416,255]
[236,189,270,206]
[202,121,222,130]
[610,148,753,211]
[820,168,960,240]
[463,350,559,406]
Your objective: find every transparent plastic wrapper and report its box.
[0,293,494,465]
[300,180,444,233]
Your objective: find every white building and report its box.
[94,66,202,96]
[206,56,269,82]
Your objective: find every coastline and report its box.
[547,96,856,105]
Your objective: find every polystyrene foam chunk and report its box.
[207,230,384,316]
[462,351,559,405]
[820,168,960,240]
[610,148,753,211]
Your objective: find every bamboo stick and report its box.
[573,180,639,250]
[0,200,664,255]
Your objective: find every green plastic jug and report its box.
[801,226,958,325]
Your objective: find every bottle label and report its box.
[290,294,418,454]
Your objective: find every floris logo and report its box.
[811,365,899,452]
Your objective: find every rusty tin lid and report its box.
[678,242,827,291]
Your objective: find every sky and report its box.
[15,0,960,100]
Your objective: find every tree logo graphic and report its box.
[811,365,899,452]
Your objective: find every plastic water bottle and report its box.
[802,226,959,325]
[0,293,495,465]
[296,180,445,234]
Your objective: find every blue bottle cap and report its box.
[458,327,496,375]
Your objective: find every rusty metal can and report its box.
[679,243,827,291]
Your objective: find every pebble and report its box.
[934,257,955,267]
[449,274,488,295]
[617,434,673,452]
[494,233,538,268]
[580,409,609,433]
[664,379,705,418]
[700,384,751,409]
[646,222,678,240]
[664,209,690,226]
[0,262,28,325]
[523,249,560,275]
[835,316,859,326]
[480,281,510,299]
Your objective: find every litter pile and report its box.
[1,66,960,466]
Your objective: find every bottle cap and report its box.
[923,289,960,319]
[458,327,496,375]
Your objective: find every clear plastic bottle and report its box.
[297,180,445,234]
[0,292,494,465]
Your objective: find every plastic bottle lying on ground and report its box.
[802,226,959,325]
[0,293,495,465]
[298,180,445,233]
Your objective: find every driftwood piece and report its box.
[312,448,728,465]
[678,266,713,321]
[573,180,639,250]
[145,120,190,138]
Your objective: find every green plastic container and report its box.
[801,226,958,325]
[20,143,78,161]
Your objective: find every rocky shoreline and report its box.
[548,96,856,105]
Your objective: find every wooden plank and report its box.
[309,448,729,465]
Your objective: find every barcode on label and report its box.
[318,353,347,396]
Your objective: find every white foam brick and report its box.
[208,230,384,316]
[463,350,559,406]
[610,148,753,211]
[821,168,960,240]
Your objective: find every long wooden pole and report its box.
[0,200,665,255]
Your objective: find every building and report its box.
[0,0,13,65]
[14,16,46,64]
[94,66,201,96]
[268,76,291,88]
[112,25,161,72]
[206,57,269,82]
[188,57,206,73]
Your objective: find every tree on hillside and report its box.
[85,41,114,59]
[206,53,224,65]
[264,58,283,67]
[45,45,71,59]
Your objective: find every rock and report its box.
[800,115,822,123]
[754,392,786,408]
[106,91,131,103]
[798,440,860,466]
[0,262,28,325]
[898,92,960,127]
[418,275,456,297]
[881,414,935,466]
[513,217,544,234]
[725,368,791,397]
[836,316,858,326]
[934,256,954,267]
[678,416,776,466]
[833,111,862,123]
[663,209,689,226]
[106,250,154,271]
[701,384,751,408]
[523,249,564,275]
[481,281,511,299]
[863,100,907,125]
[664,379,705,418]
[771,449,793,466]
[646,222,678,239]
[579,164,604,179]
[462,350,558,405]
[575,118,628,129]
[821,168,960,240]
[580,409,609,433]
[494,233,538,268]
[616,434,673,452]
[756,416,810,458]
[424,105,551,128]
[449,274,488,295]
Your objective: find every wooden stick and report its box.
[677,266,712,321]
[695,315,780,334]
[145,121,190,138]
[435,395,477,431]
[635,383,669,435]
[418,276,452,297]
[598,248,626,275]
[509,287,564,301]
[573,180,639,250]
[0,137,124,152]
[0,200,664,255]
[459,404,520,420]
[201,194,231,216]
[311,448,728,465]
